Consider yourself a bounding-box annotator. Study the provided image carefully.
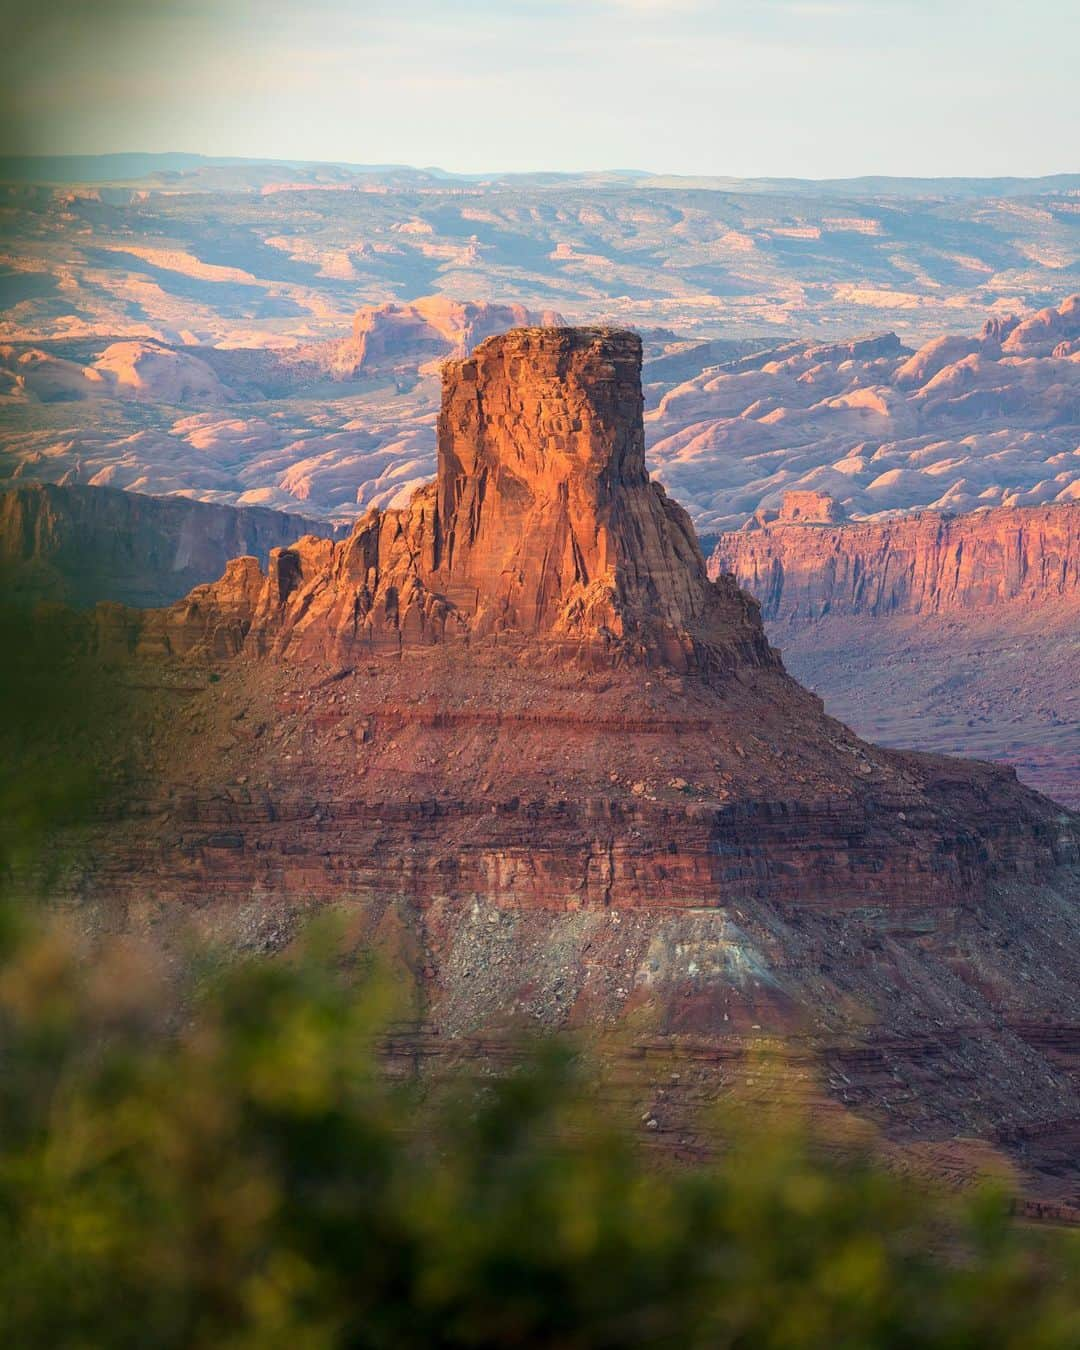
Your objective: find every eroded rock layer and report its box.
[707,498,1080,806]
[709,499,1080,622]
[63,326,1080,1206]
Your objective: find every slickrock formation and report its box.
[8,297,1079,532]
[0,481,345,608]
[709,498,1080,806]
[63,327,1080,1206]
[647,295,1080,532]
[1000,294,1080,358]
[90,340,229,403]
[0,345,111,402]
[0,341,229,404]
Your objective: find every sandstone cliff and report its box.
[708,495,1080,807]
[0,481,345,608]
[130,329,772,673]
[709,497,1080,622]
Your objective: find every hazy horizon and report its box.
[3,150,1080,185]
[2,1,1077,180]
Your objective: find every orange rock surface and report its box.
[712,495,1080,621]
[134,330,770,672]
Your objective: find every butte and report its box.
[76,328,1080,1204]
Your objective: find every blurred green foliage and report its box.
[0,916,1077,1350]
[0,578,122,885]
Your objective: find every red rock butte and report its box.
[124,328,771,673]
[72,326,1080,1195]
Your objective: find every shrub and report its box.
[0,915,1077,1349]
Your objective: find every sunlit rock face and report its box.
[137,328,772,672]
[711,497,1080,621]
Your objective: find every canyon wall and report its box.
[708,496,1080,806]
[0,481,345,608]
[709,501,1080,622]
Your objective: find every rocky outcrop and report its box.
[1001,294,1080,358]
[776,490,846,525]
[709,499,1080,621]
[0,341,230,405]
[707,500,1080,807]
[325,298,565,381]
[0,345,110,402]
[0,481,346,608]
[134,329,773,673]
[751,490,847,529]
[91,340,228,403]
[717,332,908,376]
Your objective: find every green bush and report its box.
[0,914,1077,1350]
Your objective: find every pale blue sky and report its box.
[4,0,1078,177]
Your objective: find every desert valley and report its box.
[2,143,1080,1330]
[3,163,1077,804]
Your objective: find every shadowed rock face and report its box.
[127,328,772,672]
[0,481,345,609]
